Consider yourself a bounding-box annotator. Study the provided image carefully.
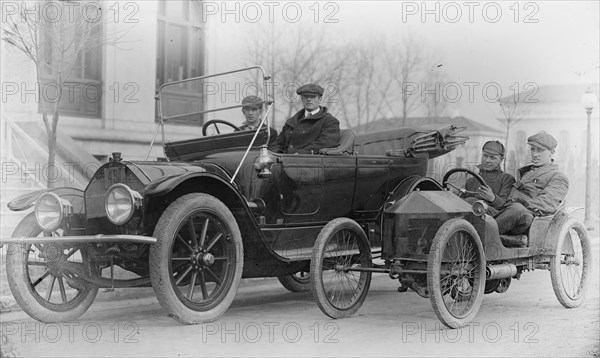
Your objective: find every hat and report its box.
[527,132,557,151]
[482,141,505,156]
[242,95,263,109]
[296,83,324,96]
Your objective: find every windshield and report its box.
[148,66,272,159]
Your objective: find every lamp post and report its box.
[581,88,598,228]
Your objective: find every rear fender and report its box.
[7,187,85,214]
[387,176,443,205]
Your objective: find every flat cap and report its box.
[296,83,324,96]
[528,132,557,151]
[482,140,505,156]
[242,95,263,109]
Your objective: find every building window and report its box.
[156,0,205,124]
[39,11,102,118]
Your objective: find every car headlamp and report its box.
[34,192,72,231]
[105,184,142,225]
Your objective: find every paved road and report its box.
[2,241,599,357]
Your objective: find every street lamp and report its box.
[580,88,598,228]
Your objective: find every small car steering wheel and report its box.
[202,119,240,136]
[442,168,487,196]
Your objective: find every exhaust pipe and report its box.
[486,263,517,280]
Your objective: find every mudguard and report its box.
[7,187,85,214]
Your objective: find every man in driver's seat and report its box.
[461,140,515,215]
[269,84,340,154]
[239,95,277,145]
[493,132,569,236]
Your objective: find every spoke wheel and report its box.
[6,214,98,322]
[278,271,311,292]
[310,218,372,319]
[150,193,243,324]
[427,218,485,329]
[550,217,591,308]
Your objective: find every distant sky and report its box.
[209,1,599,124]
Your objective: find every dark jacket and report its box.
[269,107,340,154]
[507,162,569,216]
[463,166,516,210]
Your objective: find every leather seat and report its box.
[319,129,356,155]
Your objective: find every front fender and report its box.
[7,187,85,213]
[144,169,237,196]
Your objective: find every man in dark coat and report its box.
[494,132,569,235]
[269,84,340,154]
[461,140,516,215]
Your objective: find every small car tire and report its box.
[550,217,591,308]
[427,218,486,329]
[6,213,98,322]
[150,193,243,324]
[310,217,372,319]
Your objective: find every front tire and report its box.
[310,218,372,319]
[427,218,485,329]
[150,193,243,324]
[550,217,591,308]
[6,214,98,322]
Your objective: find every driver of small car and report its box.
[239,95,277,145]
[461,140,515,216]
[269,84,340,154]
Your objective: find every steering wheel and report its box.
[442,168,487,196]
[202,119,240,136]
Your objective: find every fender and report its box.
[144,168,237,197]
[7,187,85,214]
[387,175,443,204]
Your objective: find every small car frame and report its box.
[1,66,469,324]
[309,167,591,328]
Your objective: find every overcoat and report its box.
[464,166,516,210]
[269,107,340,154]
[507,162,569,216]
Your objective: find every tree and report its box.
[2,1,121,187]
[384,33,424,126]
[497,91,537,171]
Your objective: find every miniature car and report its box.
[2,66,468,324]
[310,167,591,328]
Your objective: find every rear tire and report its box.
[278,271,311,292]
[550,217,591,308]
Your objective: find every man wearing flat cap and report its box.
[461,141,515,214]
[494,132,569,236]
[269,83,340,154]
[239,95,277,145]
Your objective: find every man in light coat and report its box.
[494,132,569,235]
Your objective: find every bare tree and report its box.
[497,92,537,171]
[2,1,123,187]
[421,54,449,119]
[333,40,394,131]
[384,33,424,126]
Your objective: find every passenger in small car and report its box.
[493,132,569,235]
[269,83,340,154]
[239,95,277,145]
[461,141,515,215]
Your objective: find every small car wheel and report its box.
[310,218,372,319]
[277,271,311,293]
[6,213,98,322]
[150,193,243,324]
[550,217,591,308]
[427,218,486,329]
